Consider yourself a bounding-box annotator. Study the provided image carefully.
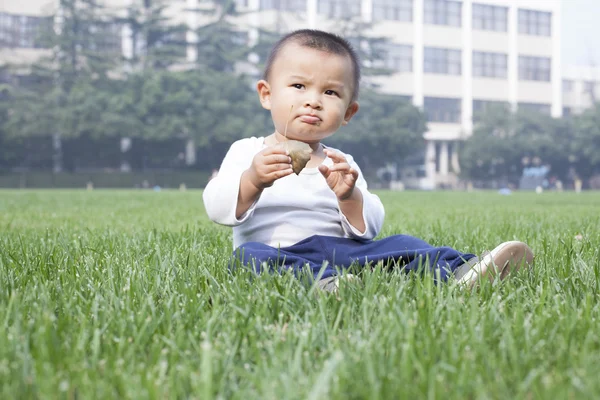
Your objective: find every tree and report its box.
[326,91,426,174]
[572,103,600,179]
[119,0,188,70]
[192,0,253,72]
[460,105,573,184]
[3,0,124,171]
[126,68,270,169]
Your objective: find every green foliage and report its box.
[460,106,576,182]
[49,0,122,88]
[4,77,137,140]
[119,69,270,168]
[120,0,188,70]
[191,0,250,72]
[327,92,426,170]
[572,103,600,176]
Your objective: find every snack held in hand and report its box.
[277,140,312,174]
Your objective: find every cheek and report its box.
[327,102,347,120]
[271,105,290,132]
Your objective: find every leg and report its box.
[230,236,336,279]
[315,235,477,281]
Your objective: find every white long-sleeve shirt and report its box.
[203,137,385,249]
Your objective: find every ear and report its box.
[342,101,359,125]
[257,80,272,110]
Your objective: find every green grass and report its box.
[1,189,600,399]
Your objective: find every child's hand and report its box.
[318,149,359,200]
[246,146,293,190]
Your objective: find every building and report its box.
[562,65,600,117]
[1,0,564,188]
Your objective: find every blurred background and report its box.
[1,0,599,191]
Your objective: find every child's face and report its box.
[257,42,359,145]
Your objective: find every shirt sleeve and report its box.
[202,139,259,226]
[338,153,385,240]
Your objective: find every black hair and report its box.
[262,29,361,102]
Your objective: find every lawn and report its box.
[1,189,599,399]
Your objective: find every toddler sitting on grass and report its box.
[203,29,534,291]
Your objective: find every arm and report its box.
[203,140,293,226]
[338,185,365,232]
[236,145,293,218]
[318,149,384,239]
[236,170,263,219]
[203,140,253,226]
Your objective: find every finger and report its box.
[327,163,352,173]
[271,168,294,179]
[263,154,292,165]
[265,163,293,173]
[263,146,289,156]
[324,149,347,163]
[344,169,359,184]
[318,164,330,178]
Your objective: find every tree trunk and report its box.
[120,137,132,172]
[185,138,196,166]
[52,133,63,173]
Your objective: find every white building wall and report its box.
[562,65,600,114]
[0,0,56,15]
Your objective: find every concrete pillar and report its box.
[461,0,473,134]
[121,0,134,62]
[413,0,424,107]
[307,0,317,29]
[451,141,461,173]
[362,0,373,23]
[425,140,436,182]
[507,3,518,112]
[551,3,562,117]
[186,0,199,63]
[439,141,449,176]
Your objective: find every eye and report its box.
[292,84,304,89]
[325,89,339,96]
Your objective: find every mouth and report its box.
[298,114,321,125]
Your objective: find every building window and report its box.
[562,79,574,93]
[318,0,361,19]
[424,97,461,122]
[518,9,551,37]
[424,0,462,27]
[473,51,507,78]
[584,81,596,95]
[0,12,52,49]
[562,107,571,117]
[473,100,509,115]
[518,56,551,81]
[374,43,412,72]
[424,47,461,75]
[260,0,306,11]
[518,102,551,115]
[472,3,507,32]
[88,22,123,54]
[373,0,412,22]
[235,0,250,8]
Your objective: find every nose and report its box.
[304,93,322,110]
